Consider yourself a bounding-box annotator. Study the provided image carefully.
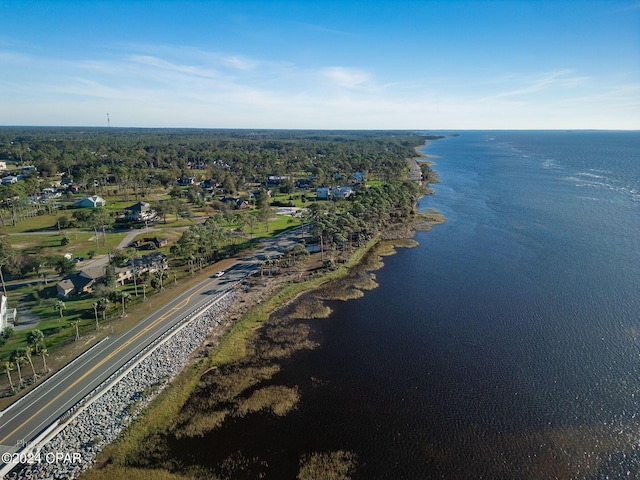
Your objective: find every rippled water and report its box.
[297,132,640,478]
[179,131,640,479]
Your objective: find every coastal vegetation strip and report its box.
[0,128,429,394]
[0,128,445,478]
[82,211,445,479]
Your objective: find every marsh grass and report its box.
[390,238,419,248]
[259,320,318,360]
[289,298,332,319]
[175,409,230,438]
[234,385,300,417]
[218,451,267,480]
[202,364,281,403]
[297,451,359,480]
[82,236,420,479]
[79,466,196,480]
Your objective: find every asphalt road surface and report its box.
[0,228,302,458]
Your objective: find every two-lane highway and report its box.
[0,229,302,459]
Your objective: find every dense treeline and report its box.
[0,128,427,190]
[0,128,433,279]
[0,128,440,401]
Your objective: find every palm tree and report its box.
[39,269,50,286]
[26,329,45,374]
[26,329,45,351]
[128,248,140,296]
[4,360,15,393]
[290,243,308,266]
[40,345,49,374]
[259,257,267,277]
[11,349,25,388]
[151,271,166,292]
[24,346,38,381]
[98,297,110,321]
[54,299,66,322]
[72,321,80,341]
[92,302,99,330]
[119,291,131,317]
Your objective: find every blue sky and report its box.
[0,0,638,129]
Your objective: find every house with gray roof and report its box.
[73,195,106,208]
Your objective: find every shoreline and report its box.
[79,153,445,479]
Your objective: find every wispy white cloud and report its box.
[322,66,372,89]
[491,69,589,98]
[0,43,638,130]
[128,55,219,78]
[296,22,359,38]
[614,1,640,11]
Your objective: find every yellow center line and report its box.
[1,282,213,445]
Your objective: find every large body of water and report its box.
[188,131,640,479]
[295,131,640,478]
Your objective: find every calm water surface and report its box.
[193,132,640,479]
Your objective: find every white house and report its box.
[316,186,353,200]
[1,176,18,185]
[0,295,16,332]
[124,202,156,221]
[332,186,354,199]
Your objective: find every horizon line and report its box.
[0,125,638,132]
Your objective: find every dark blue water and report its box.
[286,131,640,479]
[177,131,640,479]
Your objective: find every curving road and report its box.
[0,228,302,462]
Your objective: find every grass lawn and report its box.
[0,197,309,363]
[0,277,176,364]
[6,230,129,258]
[1,212,61,233]
[365,180,385,187]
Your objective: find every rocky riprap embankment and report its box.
[6,292,235,480]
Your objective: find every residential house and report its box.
[316,187,330,200]
[56,274,95,298]
[129,236,167,249]
[56,278,76,297]
[56,265,102,297]
[1,176,18,185]
[316,186,354,200]
[119,252,168,285]
[124,201,156,221]
[221,197,250,210]
[200,179,218,192]
[332,186,354,199]
[0,295,16,332]
[189,160,206,170]
[295,178,313,189]
[350,172,366,183]
[176,176,196,186]
[130,252,168,273]
[73,195,106,208]
[146,237,168,248]
[267,175,286,185]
